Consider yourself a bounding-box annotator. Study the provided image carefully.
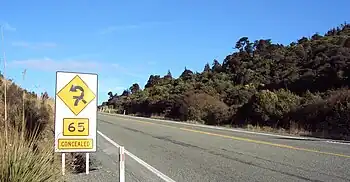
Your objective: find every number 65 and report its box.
[68,122,85,132]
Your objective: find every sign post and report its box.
[54,71,98,175]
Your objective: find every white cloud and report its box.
[65,53,101,60]
[9,57,102,72]
[9,57,150,105]
[1,22,16,31]
[9,57,144,79]
[99,21,170,35]
[12,41,57,49]
[99,25,140,34]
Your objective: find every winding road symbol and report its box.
[70,85,87,106]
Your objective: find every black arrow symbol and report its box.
[70,85,87,106]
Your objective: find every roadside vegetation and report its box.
[101,23,350,140]
[0,74,62,181]
[0,74,86,181]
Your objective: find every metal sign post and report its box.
[54,71,98,175]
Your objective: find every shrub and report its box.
[301,90,323,105]
[24,98,50,139]
[183,91,230,125]
[235,89,302,127]
[286,89,350,140]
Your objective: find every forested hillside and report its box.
[101,23,350,140]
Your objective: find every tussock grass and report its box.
[0,76,62,182]
[0,127,61,182]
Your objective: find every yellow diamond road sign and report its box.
[57,75,96,116]
[55,71,97,153]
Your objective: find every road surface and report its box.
[78,113,350,182]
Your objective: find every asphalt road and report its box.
[92,113,350,182]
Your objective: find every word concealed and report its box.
[58,139,93,149]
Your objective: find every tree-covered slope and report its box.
[101,23,350,140]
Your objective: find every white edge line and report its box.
[325,141,350,146]
[99,112,350,145]
[97,130,176,182]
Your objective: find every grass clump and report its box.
[0,75,62,181]
[0,128,60,182]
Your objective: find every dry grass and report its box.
[0,127,61,182]
[245,123,311,136]
[246,124,285,133]
[0,77,63,182]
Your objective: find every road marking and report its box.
[108,116,350,159]
[99,112,321,141]
[326,141,350,146]
[97,131,176,182]
[178,128,350,158]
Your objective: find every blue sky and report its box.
[1,0,349,105]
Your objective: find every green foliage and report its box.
[284,89,350,140]
[130,83,140,94]
[183,91,230,125]
[103,23,350,140]
[238,89,301,127]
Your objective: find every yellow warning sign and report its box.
[58,139,93,150]
[63,118,89,136]
[57,75,96,115]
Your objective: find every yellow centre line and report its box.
[180,128,350,158]
[115,116,350,158]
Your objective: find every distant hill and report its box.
[102,23,350,140]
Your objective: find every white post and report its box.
[123,110,126,115]
[62,153,65,175]
[119,146,125,182]
[86,153,89,174]
[1,25,8,145]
